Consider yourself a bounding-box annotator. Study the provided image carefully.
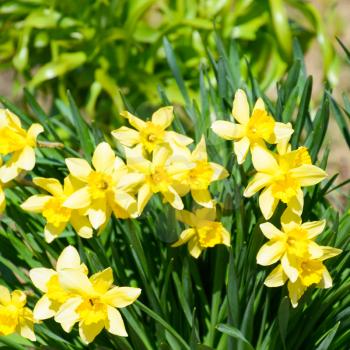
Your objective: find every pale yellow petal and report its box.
[87,198,107,229]
[58,269,94,295]
[0,186,5,213]
[21,195,51,212]
[33,177,63,196]
[0,285,11,305]
[79,319,105,344]
[233,136,250,164]
[319,269,332,289]
[103,287,141,308]
[252,97,265,113]
[264,265,287,287]
[65,158,92,182]
[29,268,55,292]
[195,207,216,221]
[272,122,294,144]
[290,164,327,186]
[188,237,202,258]
[27,123,44,140]
[162,187,184,210]
[256,241,285,266]
[164,131,193,146]
[319,246,342,261]
[16,146,36,171]
[280,208,302,232]
[175,210,196,226]
[210,162,229,181]
[106,306,128,337]
[44,222,66,243]
[70,212,93,239]
[191,136,207,162]
[111,126,140,147]
[259,222,284,239]
[286,188,304,217]
[90,268,113,294]
[211,120,245,140]
[63,186,91,209]
[251,145,279,173]
[191,189,213,208]
[287,279,306,308]
[259,186,279,220]
[124,145,150,173]
[19,316,36,341]
[55,297,83,332]
[137,183,153,214]
[56,245,82,271]
[151,106,173,129]
[232,89,250,125]
[171,228,196,247]
[302,220,326,238]
[308,241,323,259]
[92,142,115,172]
[152,146,171,167]
[281,253,299,283]
[114,191,137,215]
[120,111,146,131]
[243,173,271,197]
[33,295,56,320]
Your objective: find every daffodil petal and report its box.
[164,131,193,146]
[259,186,279,220]
[175,210,196,226]
[21,195,51,212]
[210,162,229,181]
[103,287,141,308]
[33,295,56,320]
[59,269,94,295]
[188,237,202,258]
[19,315,36,341]
[319,246,342,261]
[56,245,81,271]
[111,126,140,147]
[281,253,299,283]
[319,269,332,288]
[192,136,207,161]
[233,136,250,164]
[65,158,92,182]
[79,319,105,344]
[33,177,63,196]
[90,268,113,294]
[63,186,91,209]
[54,297,82,332]
[302,219,326,238]
[171,228,196,247]
[252,97,265,113]
[44,222,66,243]
[232,89,250,125]
[151,106,173,129]
[16,146,36,171]
[27,123,44,140]
[120,111,146,131]
[243,173,271,197]
[29,268,55,292]
[91,142,115,173]
[70,213,93,239]
[88,198,107,229]
[251,145,279,173]
[211,120,245,140]
[256,241,285,266]
[0,285,11,304]
[106,306,128,337]
[259,222,283,239]
[162,187,183,210]
[191,189,213,208]
[290,164,327,186]
[273,122,294,143]
[137,183,153,214]
[264,264,287,287]
[195,207,216,221]
[287,279,305,308]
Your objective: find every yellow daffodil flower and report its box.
[0,182,5,214]
[63,142,142,229]
[0,285,36,341]
[172,207,230,258]
[30,246,88,321]
[264,246,341,308]
[0,109,43,183]
[112,106,192,153]
[21,176,93,242]
[257,209,328,282]
[244,144,327,219]
[125,144,190,213]
[171,136,229,208]
[211,89,293,164]
[54,263,141,343]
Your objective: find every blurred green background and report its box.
[0,0,349,184]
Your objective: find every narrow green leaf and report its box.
[216,324,254,350]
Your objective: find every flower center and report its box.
[246,110,275,141]
[149,166,172,192]
[77,297,107,325]
[88,171,114,199]
[188,161,214,190]
[0,127,29,155]
[46,275,72,304]
[0,305,18,335]
[286,227,309,258]
[197,222,223,248]
[299,260,324,286]
[140,122,165,152]
[271,174,299,203]
[42,198,71,227]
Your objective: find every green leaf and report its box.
[216,324,255,350]
[315,322,340,350]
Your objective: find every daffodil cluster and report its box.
[0,109,43,213]
[30,246,141,344]
[212,89,341,306]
